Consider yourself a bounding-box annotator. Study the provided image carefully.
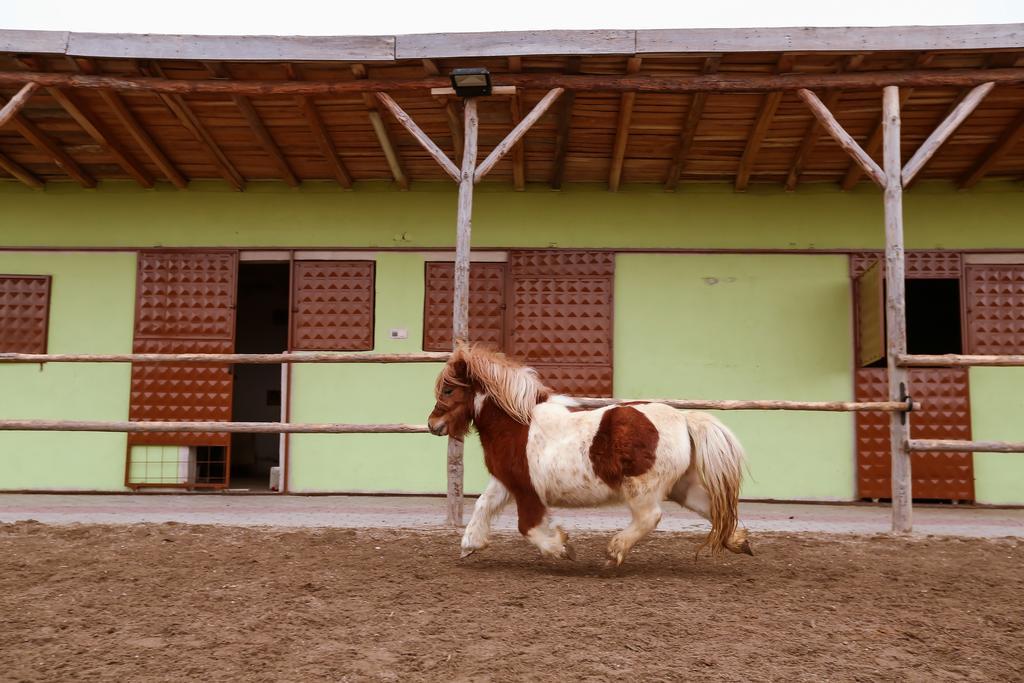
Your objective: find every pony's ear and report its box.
[450,358,469,383]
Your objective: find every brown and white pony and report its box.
[427,344,752,566]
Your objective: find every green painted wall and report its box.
[0,183,1022,500]
[0,252,135,491]
[969,368,1024,505]
[615,254,855,500]
[2,181,1024,251]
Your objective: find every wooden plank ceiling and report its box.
[1,48,1023,190]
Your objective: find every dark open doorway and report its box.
[231,262,290,490]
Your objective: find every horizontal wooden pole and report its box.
[0,419,430,434]
[0,352,450,364]
[897,354,1024,367]
[573,397,916,412]
[430,86,517,96]
[908,439,1024,453]
[2,68,1024,96]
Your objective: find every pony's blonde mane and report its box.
[437,344,547,424]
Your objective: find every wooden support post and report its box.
[902,81,994,185]
[0,82,39,128]
[375,92,460,181]
[882,85,912,534]
[798,88,887,188]
[474,88,564,182]
[447,97,479,528]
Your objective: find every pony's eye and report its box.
[442,388,454,396]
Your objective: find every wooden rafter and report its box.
[551,57,580,190]
[736,55,795,191]
[959,107,1024,188]
[142,61,244,191]
[5,106,95,187]
[508,56,526,190]
[0,149,43,189]
[421,58,463,161]
[664,56,721,190]
[841,53,935,190]
[206,62,298,187]
[74,58,187,189]
[608,57,643,192]
[285,63,351,188]
[352,63,408,189]
[784,55,864,191]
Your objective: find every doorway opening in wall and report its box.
[906,279,962,355]
[230,262,290,491]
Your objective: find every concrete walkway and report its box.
[0,494,1021,537]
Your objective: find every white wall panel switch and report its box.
[389,328,408,339]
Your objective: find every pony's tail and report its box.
[686,411,745,555]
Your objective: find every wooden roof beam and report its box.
[550,57,580,190]
[0,149,44,189]
[902,81,994,186]
[784,54,864,191]
[798,88,886,188]
[285,64,351,189]
[352,64,408,190]
[841,53,934,190]
[206,62,299,187]
[508,57,526,190]
[142,61,244,191]
[736,54,795,191]
[958,107,1024,188]
[74,58,187,189]
[375,92,459,181]
[608,57,643,192]
[476,88,564,182]
[5,108,95,187]
[421,59,463,161]
[664,56,721,191]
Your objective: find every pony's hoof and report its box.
[563,543,577,561]
[460,548,476,559]
[739,539,754,556]
[604,550,625,568]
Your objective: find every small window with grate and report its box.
[291,261,375,351]
[0,275,51,353]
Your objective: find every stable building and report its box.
[0,24,1022,508]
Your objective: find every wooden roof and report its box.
[1,24,1023,191]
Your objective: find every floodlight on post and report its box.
[450,68,492,98]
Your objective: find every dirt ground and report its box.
[1,523,1021,682]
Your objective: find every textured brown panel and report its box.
[0,275,50,353]
[291,261,375,351]
[423,262,506,352]
[855,368,974,501]
[509,251,614,396]
[965,263,1024,355]
[129,251,238,451]
[135,251,237,340]
[128,339,233,447]
[850,251,962,279]
[855,261,885,367]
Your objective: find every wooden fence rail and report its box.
[896,354,1024,367]
[0,352,450,364]
[557,398,917,412]
[908,439,1024,453]
[0,420,431,434]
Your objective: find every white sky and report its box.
[4,0,1024,35]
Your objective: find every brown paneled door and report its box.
[507,251,614,397]
[127,251,238,488]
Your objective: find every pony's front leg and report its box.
[460,477,511,558]
[606,493,663,567]
[516,491,576,561]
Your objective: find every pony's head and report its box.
[427,343,549,439]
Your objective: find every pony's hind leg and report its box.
[606,492,663,567]
[460,477,511,558]
[670,473,753,556]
